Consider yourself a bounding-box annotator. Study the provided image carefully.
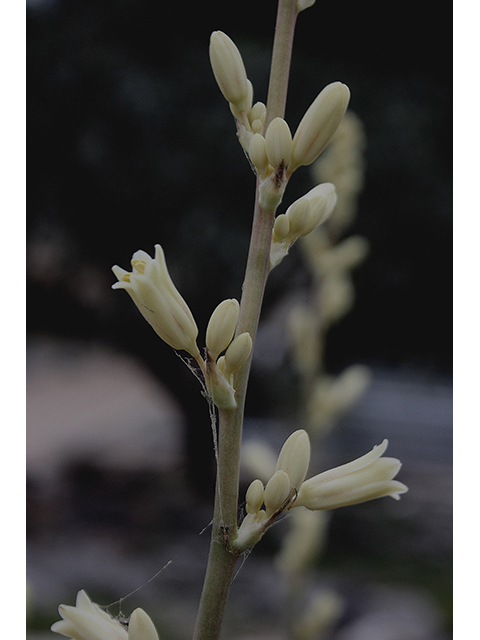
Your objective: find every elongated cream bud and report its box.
[250,119,264,134]
[129,608,160,640]
[249,101,267,125]
[275,429,311,491]
[224,332,253,374]
[288,82,350,174]
[299,182,337,235]
[248,133,270,177]
[265,117,293,169]
[246,479,265,514]
[286,198,311,237]
[206,298,240,361]
[209,31,250,113]
[264,470,291,516]
[273,213,290,242]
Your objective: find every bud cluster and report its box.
[205,299,253,410]
[112,247,252,410]
[209,30,351,217]
[233,431,407,554]
[270,183,338,268]
[234,430,310,552]
[209,31,267,151]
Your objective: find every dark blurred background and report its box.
[27,0,452,638]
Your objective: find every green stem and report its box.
[192,3,299,638]
[265,0,299,127]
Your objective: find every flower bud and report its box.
[297,0,317,11]
[112,245,200,359]
[209,31,251,113]
[272,213,290,242]
[264,470,291,516]
[251,118,264,134]
[286,198,311,237]
[265,117,293,169]
[288,82,350,174]
[248,133,270,178]
[249,101,267,125]
[129,608,160,640]
[275,429,311,490]
[245,478,265,514]
[206,298,240,361]
[224,332,253,374]
[298,182,337,235]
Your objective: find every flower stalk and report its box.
[192,2,300,636]
[51,2,407,639]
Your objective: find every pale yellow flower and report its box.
[112,244,200,359]
[51,590,159,640]
[295,439,408,510]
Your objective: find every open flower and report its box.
[112,244,200,359]
[294,439,408,510]
[51,590,159,640]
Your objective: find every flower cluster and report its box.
[209,29,350,265]
[112,248,252,410]
[233,431,407,553]
[209,32,349,181]
[51,590,159,640]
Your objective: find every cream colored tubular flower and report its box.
[112,245,200,360]
[288,82,350,175]
[51,590,128,640]
[209,31,251,114]
[294,440,408,510]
